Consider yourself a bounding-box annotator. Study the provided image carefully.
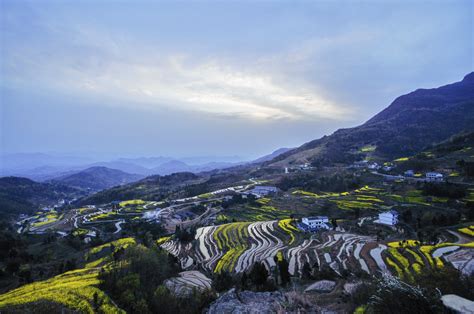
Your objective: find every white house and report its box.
[301,216,330,230]
[299,163,311,170]
[368,162,380,170]
[250,186,278,197]
[382,165,393,172]
[426,172,444,181]
[377,210,399,226]
[404,170,414,177]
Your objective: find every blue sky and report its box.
[1,0,472,159]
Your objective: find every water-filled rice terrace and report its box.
[160,220,474,279]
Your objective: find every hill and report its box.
[0,177,79,217]
[50,166,144,191]
[269,72,474,167]
[77,172,204,205]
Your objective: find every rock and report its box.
[441,294,474,313]
[207,288,286,314]
[343,282,362,295]
[304,280,336,293]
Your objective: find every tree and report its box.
[354,207,360,220]
[240,272,249,290]
[331,218,338,230]
[300,262,312,281]
[278,258,291,286]
[213,271,233,292]
[249,262,268,290]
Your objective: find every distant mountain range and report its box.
[0,154,245,180]
[0,149,291,183]
[269,72,474,167]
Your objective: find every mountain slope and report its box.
[270,72,474,166]
[50,166,144,191]
[0,177,78,217]
[78,172,203,205]
[251,147,293,164]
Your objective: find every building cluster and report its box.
[249,186,279,198]
[283,163,314,174]
[404,170,444,181]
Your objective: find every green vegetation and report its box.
[119,200,145,207]
[99,244,213,313]
[394,157,410,162]
[0,267,122,313]
[277,219,298,244]
[213,222,251,273]
[360,145,376,153]
[458,225,474,237]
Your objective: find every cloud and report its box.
[71,58,352,121]
[1,12,353,122]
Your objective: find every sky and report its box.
[1,0,472,160]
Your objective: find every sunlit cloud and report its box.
[1,17,353,121]
[69,58,352,121]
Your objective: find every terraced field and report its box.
[160,220,474,279]
[0,238,135,313]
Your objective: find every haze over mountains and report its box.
[0,153,246,181]
[0,148,292,188]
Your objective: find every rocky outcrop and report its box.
[343,282,362,295]
[441,294,474,313]
[207,289,286,314]
[304,280,336,293]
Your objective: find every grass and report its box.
[212,222,251,273]
[388,240,420,248]
[333,200,375,210]
[0,239,141,312]
[458,226,474,237]
[405,190,430,206]
[360,145,376,153]
[0,268,123,313]
[87,237,136,258]
[156,236,171,245]
[394,157,409,162]
[119,199,145,207]
[278,219,299,245]
[72,228,89,237]
[198,193,213,199]
[224,204,291,222]
[89,211,117,221]
[385,257,404,278]
[256,198,271,205]
[31,212,59,227]
[216,214,230,223]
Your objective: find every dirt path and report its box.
[447,230,472,244]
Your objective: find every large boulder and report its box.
[207,288,286,314]
[304,280,336,293]
[343,282,362,295]
[441,294,474,313]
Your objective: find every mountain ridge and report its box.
[268,72,474,167]
[49,166,144,191]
